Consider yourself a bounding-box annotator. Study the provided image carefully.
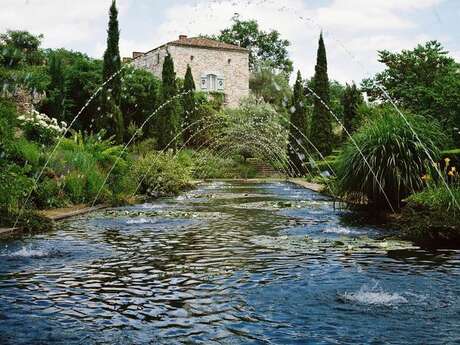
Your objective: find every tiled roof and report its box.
[169,36,249,52]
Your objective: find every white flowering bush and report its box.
[17,109,67,145]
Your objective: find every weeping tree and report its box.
[310,32,332,156]
[182,64,196,147]
[157,52,180,150]
[288,71,308,176]
[341,82,364,135]
[100,0,124,143]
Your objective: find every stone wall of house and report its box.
[132,44,249,108]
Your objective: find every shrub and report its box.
[190,150,258,179]
[0,162,34,212]
[132,152,192,197]
[336,107,446,209]
[34,177,67,209]
[11,138,42,167]
[407,185,460,212]
[17,108,66,145]
[0,208,52,232]
[49,131,132,204]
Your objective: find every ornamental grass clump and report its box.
[336,108,446,209]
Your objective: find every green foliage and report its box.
[216,97,287,170]
[102,0,121,104]
[106,100,124,144]
[132,152,192,196]
[157,52,181,150]
[101,0,123,141]
[249,63,291,112]
[40,52,67,120]
[441,148,460,169]
[341,83,364,134]
[131,138,157,156]
[0,208,52,232]
[214,14,293,74]
[361,41,460,144]
[400,184,460,245]
[184,93,218,148]
[34,177,66,209]
[0,30,44,68]
[47,131,132,205]
[182,64,196,146]
[18,109,65,145]
[39,49,103,130]
[288,71,308,176]
[310,33,332,156]
[407,185,460,213]
[11,138,42,167]
[0,162,34,212]
[0,98,16,144]
[120,66,159,138]
[176,149,257,179]
[336,107,446,209]
[0,99,43,214]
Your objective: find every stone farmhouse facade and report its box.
[129,35,250,107]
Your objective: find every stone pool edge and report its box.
[0,204,109,238]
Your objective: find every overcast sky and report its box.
[1,0,459,83]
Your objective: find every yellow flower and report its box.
[448,170,454,177]
[444,157,451,166]
[421,174,431,181]
[452,166,457,172]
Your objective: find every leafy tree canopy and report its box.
[249,62,292,113]
[0,30,44,68]
[361,40,460,144]
[213,14,293,75]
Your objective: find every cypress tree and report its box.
[157,52,180,150]
[310,32,332,156]
[43,53,66,121]
[101,0,123,142]
[288,71,308,176]
[342,82,363,135]
[182,64,196,147]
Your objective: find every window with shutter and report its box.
[217,76,224,91]
[209,74,217,91]
[201,74,224,92]
[200,76,208,90]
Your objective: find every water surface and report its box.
[1,181,459,344]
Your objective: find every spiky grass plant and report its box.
[336,107,446,209]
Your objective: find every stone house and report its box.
[129,35,250,107]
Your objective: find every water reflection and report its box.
[0,181,459,344]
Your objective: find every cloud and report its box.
[140,0,447,82]
[0,0,454,81]
[0,0,130,50]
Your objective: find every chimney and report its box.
[132,51,144,59]
[179,35,188,40]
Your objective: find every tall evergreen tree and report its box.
[341,82,363,135]
[288,71,308,176]
[157,52,180,150]
[182,64,196,147]
[42,53,67,121]
[310,32,332,156]
[101,0,123,142]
